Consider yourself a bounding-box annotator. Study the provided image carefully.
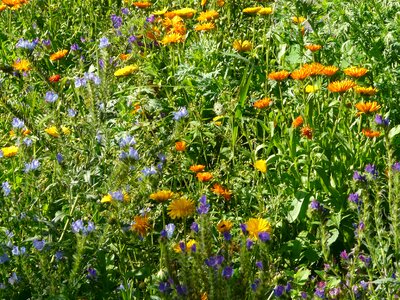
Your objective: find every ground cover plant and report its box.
[1,0,400,298]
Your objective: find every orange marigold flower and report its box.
[150,190,174,202]
[292,116,304,128]
[253,97,272,109]
[292,16,306,24]
[119,53,130,60]
[131,215,151,237]
[12,59,31,72]
[343,67,368,78]
[175,141,187,151]
[161,33,184,45]
[300,126,313,139]
[304,62,325,76]
[305,44,322,52]
[217,220,233,233]
[0,4,7,11]
[197,10,219,21]
[233,40,252,52]
[50,49,68,61]
[211,183,232,200]
[355,101,381,115]
[190,164,205,172]
[243,6,262,14]
[217,0,224,6]
[327,80,356,93]
[354,86,378,96]
[197,172,213,182]
[290,68,311,80]
[268,70,290,81]
[48,74,61,82]
[132,1,152,8]
[362,129,380,138]
[194,22,215,32]
[320,65,339,76]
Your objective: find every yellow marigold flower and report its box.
[150,190,174,202]
[123,192,130,202]
[0,4,7,11]
[253,97,272,109]
[9,130,15,138]
[217,220,233,233]
[175,141,186,151]
[45,126,60,138]
[258,7,273,15]
[344,67,368,78]
[268,70,290,81]
[301,126,313,139]
[305,85,318,93]
[292,116,304,128]
[114,65,139,77]
[168,198,195,219]
[211,183,232,200]
[22,128,31,136]
[132,1,152,8]
[292,16,306,24]
[194,22,215,32]
[197,172,213,182]
[243,6,262,14]
[153,7,168,15]
[213,115,224,126]
[355,101,381,115]
[131,215,151,237]
[246,218,271,240]
[50,49,68,61]
[101,194,112,203]
[197,10,219,21]
[233,40,252,52]
[161,33,184,45]
[172,8,196,18]
[362,128,380,138]
[305,44,322,52]
[217,0,224,6]
[12,59,31,72]
[201,0,207,6]
[328,80,356,93]
[354,86,378,96]
[320,65,339,76]
[190,164,205,172]
[1,146,18,158]
[173,239,197,253]
[201,292,208,300]
[61,126,71,135]
[254,160,267,173]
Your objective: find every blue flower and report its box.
[173,107,188,121]
[12,117,24,129]
[99,37,110,49]
[68,109,77,117]
[365,164,378,178]
[71,219,84,233]
[74,77,87,88]
[2,182,11,196]
[251,279,261,292]
[23,138,32,146]
[190,222,199,233]
[222,266,233,279]
[256,261,263,270]
[274,285,285,297]
[56,153,64,163]
[258,232,270,242]
[223,231,232,241]
[24,159,40,173]
[70,43,80,51]
[33,239,45,251]
[348,193,360,204]
[8,272,18,285]
[176,285,188,296]
[111,14,123,28]
[45,91,58,103]
[392,162,400,172]
[158,281,171,293]
[119,135,136,147]
[16,38,38,50]
[111,191,124,201]
[246,238,253,250]
[353,171,366,182]
[310,199,322,210]
[164,223,175,239]
[375,114,390,126]
[141,166,157,176]
[87,267,97,280]
[205,255,224,269]
[0,254,9,264]
[340,250,349,260]
[55,251,63,261]
[197,194,210,214]
[121,7,130,15]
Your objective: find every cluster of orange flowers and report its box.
[0,0,29,11]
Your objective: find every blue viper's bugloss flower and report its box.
[12,246,26,256]
[55,251,63,261]
[71,219,95,235]
[301,291,308,299]
[45,91,58,103]
[164,223,175,239]
[246,238,254,250]
[353,171,366,182]
[222,266,233,279]
[56,153,63,163]
[2,182,11,196]
[0,254,9,264]
[87,267,97,280]
[16,38,38,50]
[375,114,389,126]
[240,223,248,234]
[310,199,322,210]
[111,191,124,201]
[251,279,261,292]
[365,164,378,178]
[42,39,51,47]
[23,138,32,147]
[393,162,400,172]
[8,272,18,285]
[99,37,110,49]
[197,194,210,214]
[205,255,224,269]
[33,239,45,251]
[190,222,199,233]
[158,281,171,293]
[70,43,80,51]
[173,107,188,121]
[111,14,123,28]
[142,166,157,176]
[121,7,130,15]
[223,231,232,241]
[119,135,136,148]
[75,77,87,88]
[24,159,40,173]
[340,250,349,260]
[348,193,360,204]
[68,108,77,117]
[274,285,285,297]
[176,285,188,296]
[146,15,156,23]
[256,261,263,270]
[258,231,270,242]
[12,117,24,129]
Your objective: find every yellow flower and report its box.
[197,10,219,21]
[305,85,318,93]
[168,198,195,219]
[1,146,18,158]
[161,33,184,45]
[258,7,273,15]
[217,0,224,6]
[101,194,112,203]
[343,67,368,78]
[354,86,378,96]
[243,6,262,14]
[320,65,339,76]
[131,215,151,237]
[150,190,174,202]
[50,49,68,61]
[114,65,139,77]
[45,126,60,138]
[173,239,197,253]
[213,115,224,126]
[355,101,381,115]
[233,40,252,52]
[194,22,215,32]
[153,7,168,15]
[254,160,267,173]
[196,172,213,182]
[61,126,71,135]
[292,16,306,24]
[217,220,233,233]
[171,8,196,18]
[246,218,271,240]
[0,4,7,11]
[12,59,31,72]
[301,126,313,140]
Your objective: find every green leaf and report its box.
[287,191,310,223]
[389,125,400,140]
[327,228,339,246]
[294,268,311,285]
